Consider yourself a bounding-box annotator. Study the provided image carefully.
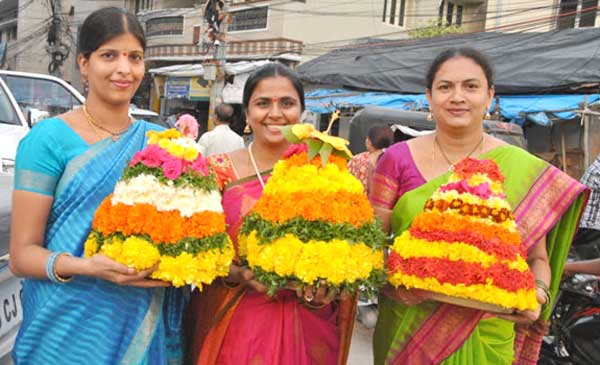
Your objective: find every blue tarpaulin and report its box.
[305,89,600,126]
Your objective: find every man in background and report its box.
[198,103,244,156]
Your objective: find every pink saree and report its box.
[185,153,357,365]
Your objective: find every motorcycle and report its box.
[538,273,600,365]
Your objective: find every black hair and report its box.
[368,125,394,150]
[215,103,234,123]
[242,63,305,112]
[77,7,146,59]
[426,47,494,90]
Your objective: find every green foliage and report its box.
[240,213,387,250]
[91,230,230,257]
[409,19,464,39]
[122,163,218,193]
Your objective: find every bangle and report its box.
[46,252,73,283]
[535,279,551,305]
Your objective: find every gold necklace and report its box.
[434,133,485,170]
[84,112,104,142]
[82,105,131,141]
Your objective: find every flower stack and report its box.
[387,158,538,311]
[238,124,385,296]
[84,129,234,288]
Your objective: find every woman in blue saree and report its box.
[9,8,184,364]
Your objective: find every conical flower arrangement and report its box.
[84,129,234,288]
[387,158,538,311]
[238,124,385,296]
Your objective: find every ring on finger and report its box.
[304,292,314,302]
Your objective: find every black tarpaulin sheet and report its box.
[297,28,600,94]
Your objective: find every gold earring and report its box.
[243,123,252,134]
[426,112,433,121]
[485,112,491,119]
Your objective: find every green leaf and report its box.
[306,139,323,161]
[319,143,333,167]
[281,125,301,143]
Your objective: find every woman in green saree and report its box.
[370,48,588,365]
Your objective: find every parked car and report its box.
[0,70,161,161]
[347,105,526,153]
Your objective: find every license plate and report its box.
[0,267,23,339]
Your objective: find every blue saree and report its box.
[12,119,186,365]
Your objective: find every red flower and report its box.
[283,143,308,159]
[453,158,505,182]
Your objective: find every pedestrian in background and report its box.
[348,125,394,194]
[9,7,184,365]
[198,103,244,156]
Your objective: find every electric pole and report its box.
[47,0,68,77]
[204,0,230,130]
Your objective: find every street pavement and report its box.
[348,320,374,365]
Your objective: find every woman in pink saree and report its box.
[185,63,356,365]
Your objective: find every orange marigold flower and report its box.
[283,151,347,170]
[92,198,226,243]
[253,191,374,226]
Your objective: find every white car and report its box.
[0,70,160,163]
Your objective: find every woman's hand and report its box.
[226,264,268,293]
[291,280,337,306]
[496,289,545,324]
[382,284,427,306]
[85,254,170,288]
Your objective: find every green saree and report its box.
[371,144,588,365]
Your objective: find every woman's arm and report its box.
[10,190,168,287]
[564,258,600,276]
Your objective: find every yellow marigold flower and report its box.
[158,138,170,149]
[167,143,186,158]
[99,240,123,261]
[120,237,161,271]
[240,232,383,287]
[183,148,199,162]
[83,236,98,258]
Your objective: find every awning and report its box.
[305,89,600,126]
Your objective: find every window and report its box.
[9,26,17,40]
[382,0,406,27]
[229,6,268,32]
[580,0,598,27]
[446,2,454,25]
[146,16,184,36]
[558,0,597,29]
[456,5,463,26]
[558,0,578,29]
[0,82,20,126]
[0,75,82,119]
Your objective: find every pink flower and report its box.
[162,158,184,180]
[191,156,209,176]
[129,152,143,166]
[176,114,199,139]
[283,143,308,158]
[140,146,163,168]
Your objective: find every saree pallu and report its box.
[373,145,587,365]
[185,154,357,365]
[13,122,186,365]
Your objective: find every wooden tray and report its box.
[427,292,515,314]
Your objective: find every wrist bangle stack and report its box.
[46,252,73,283]
[535,279,551,306]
